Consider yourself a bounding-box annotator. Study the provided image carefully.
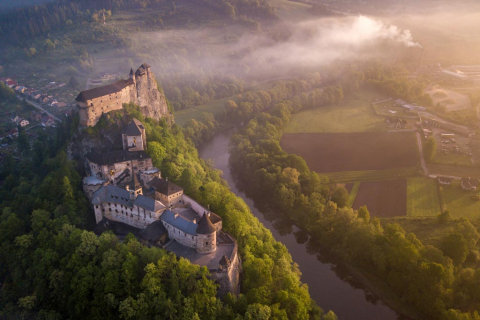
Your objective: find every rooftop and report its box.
[138,220,168,241]
[122,118,145,136]
[160,210,197,235]
[75,79,133,102]
[197,213,216,234]
[86,149,150,166]
[147,177,183,196]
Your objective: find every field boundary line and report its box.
[347,182,361,208]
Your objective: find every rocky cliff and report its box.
[133,64,170,122]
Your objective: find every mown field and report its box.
[443,180,480,220]
[281,132,419,173]
[352,180,407,217]
[324,167,420,183]
[285,90,389,133]
[406,178,441,217]
[174,97,232,127]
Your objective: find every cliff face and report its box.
[134,67,169,121]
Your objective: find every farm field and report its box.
[352,180,407,217]
[174,96,233,127]
[433,152,473,167]
[346,182,360,208]
[443,181,480,220]
[428,163,480,179]
[281,132,419,173]
[285,90,389,133]
[324,167,420,183]
[406,178,441,217]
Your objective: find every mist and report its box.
[127,15,423,80]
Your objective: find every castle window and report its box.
[206,242,208,245]
[116,209,118,213]
[96,205,99,209]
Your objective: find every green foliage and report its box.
[438,210,452,224]
[331,187,348,208]
[425,137,437,161]
[440,233,468,265]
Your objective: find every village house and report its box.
[19,119,29,127]
[461,177,479,191]
[438,176,452,186]
[41,115,54,127]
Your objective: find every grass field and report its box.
[285,90,388,133]
[346,182,361,208]
[406,178,441,217]
[443,181,480,220]
[324,167,420,183]
[174,97,233,127]
[433,153,473,167]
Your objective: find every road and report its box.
[18,96,62,122]
[415,130,429,176]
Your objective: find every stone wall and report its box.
[163,221,197,247]
[87,158,153,184]
[211,243,241,297]
[95,201,163,229]
[196,232,216,254]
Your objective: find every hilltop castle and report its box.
[75,64,169,127]
[83,118,241,295]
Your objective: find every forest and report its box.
[0,0,275,45]
[0,99,337,319]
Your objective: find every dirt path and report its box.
[415,130,429,176]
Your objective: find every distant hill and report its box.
[0,0,53,11]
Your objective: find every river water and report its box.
[198,130,401,320]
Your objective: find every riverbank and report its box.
[198,130,401,320]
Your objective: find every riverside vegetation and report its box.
[227,84,480,320]
[0,101,336,319]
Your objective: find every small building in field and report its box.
[461,177,479,191]
[438,176,452,185]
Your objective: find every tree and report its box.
[357,205,370,223]
[69,76,80,89]
[147,141,167,168]
[424,137,437,161]
[437,210,452,224]
[331,186,348,208]
[440,232,468,265]
[17,130,30,154]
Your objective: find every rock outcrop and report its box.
[75,63,171,127]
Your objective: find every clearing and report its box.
[281,132,419,173]
[352,180,407,217]
[443,180,480,220]
[285,90,388,133]
[406,178,441,217]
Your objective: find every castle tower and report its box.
[196,213,217,254]
[129,68,135,84]
[126,173,143,199]
[122,118,147,151]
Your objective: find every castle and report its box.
[83,118,240,295]
[75,64,169,127]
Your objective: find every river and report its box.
[198,130,401,320]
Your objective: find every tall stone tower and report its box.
[196,213,217,254]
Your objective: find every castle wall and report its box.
[78,85,135,127]
[162,221,198,247]
[122,134,145,151]
[139,170,160,186]
[95,201,163,229]
[183,195,222,232]
[211,244,241,297]
[88,158,153,184]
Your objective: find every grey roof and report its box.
[135,63,151,77]
[161,210,197,235]
[138,220,168,241]
[86,149,149,166]
[75,79,133,102]
[92,185,133,206]
[122,118,144,136]
[197,214,216,234]
[133,195,165,212]
[147,177,183,196]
